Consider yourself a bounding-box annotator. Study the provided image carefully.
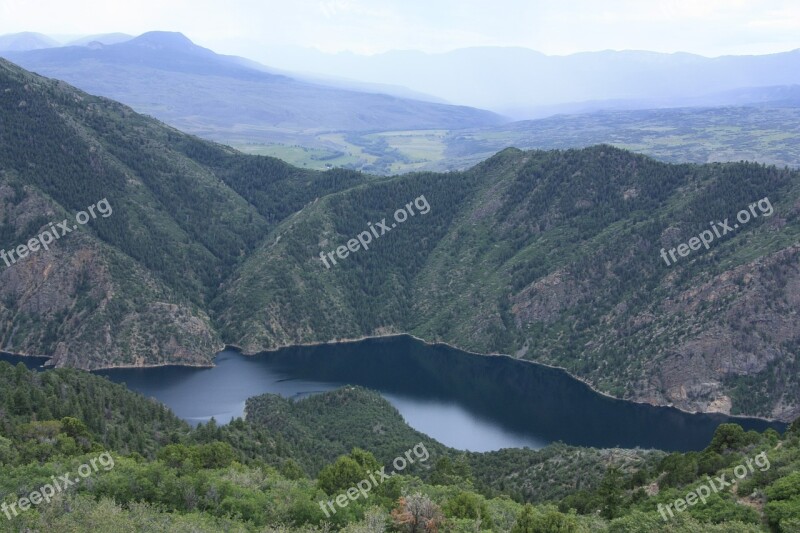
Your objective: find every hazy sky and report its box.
[1,0,799,57]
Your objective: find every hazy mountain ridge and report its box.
[0,32,59,52]
[0,31,504,143]
[261,46,800,117]
[6,31,800,179]
[65,32,134,46]
[0,32,133,51]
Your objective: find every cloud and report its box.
[319,0,347,17]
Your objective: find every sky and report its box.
[1,0,799,58]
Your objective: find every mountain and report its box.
[258,46,800,117]
[1,59,799,422]
[494,84,800,119]
[0,57,369,369]
[213,147,800,422]
[0,31,504,145]
[0,32,59,52]
[65,32,134,46]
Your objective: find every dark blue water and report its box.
[0,353,50,369]
[3,336,786,452]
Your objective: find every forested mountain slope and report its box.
[0,58,369,368]
[2,58,799,421]
[215,147,800,421]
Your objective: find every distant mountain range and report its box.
[0,31,504,142]
[5,30,800,174]
[5,31,800,122]
[64,32,134,46]
[1,59,798,421]
[0,31,134,51]
[0,32,59,52]
[260,46,800,117]
[503,84,800,118]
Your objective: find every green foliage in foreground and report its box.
[0,362,799,532]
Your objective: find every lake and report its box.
[3,335,786,452]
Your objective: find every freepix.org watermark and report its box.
[1,198,113,269]
[318,195,431,269]
[660,196,773,267]
[318,442,430,518]
[657,451,770,521]
[2,452,115,520]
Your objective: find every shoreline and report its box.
[0,350,214,371]
[2,335,791,425]
[0,350,51,361]
[91,361,215,371]
[242,332,791,426]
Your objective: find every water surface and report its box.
[77,335,785,452]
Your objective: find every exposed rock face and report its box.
[0,186,221,370]
[46,301,221,369]
[511,270,583,325]
[635,245,800,421]
[506,244,800,421]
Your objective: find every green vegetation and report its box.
[2,42,800,533]
[0,58,371,368]
[233,143,364,170]
[218,107,800,176]
[255,106,800,175]
[441,106,800,173]
[1,362,799,531]
[2,58,799,419]
[216,145,800,420]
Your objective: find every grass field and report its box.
[232,138,368,170]
[229,106,800,175]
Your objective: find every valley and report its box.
[233,106,800,175]
[1,4,800,529]
[1,58,799,422]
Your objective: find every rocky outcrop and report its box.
[635,245,800,420]
[0,185,221,370]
